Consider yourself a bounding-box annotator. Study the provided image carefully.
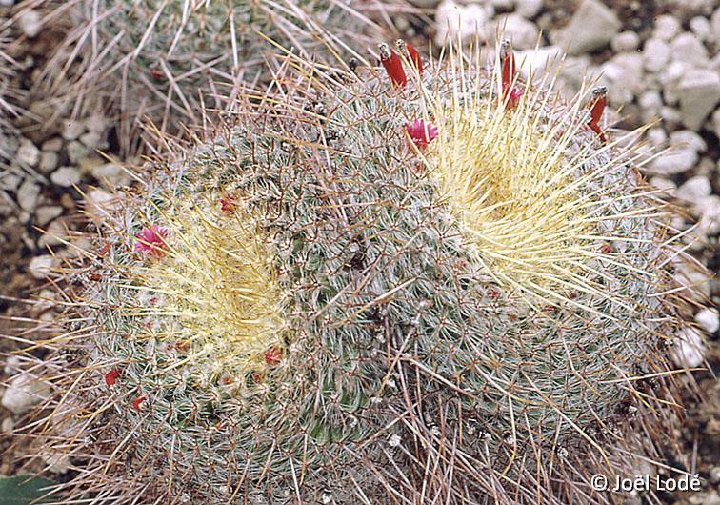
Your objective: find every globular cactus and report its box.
[34,0,411,154]
[27,41,692,504]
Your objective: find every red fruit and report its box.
[588,86,608,143]
[104,369,120,386]
[131,395,147,412]
[395,39,422,75]
[97,242,111,257]
[500,40,523,109]
[379,42,407,89]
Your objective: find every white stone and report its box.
[649,176,676,194]
[1,417,14,434]
[0,172,22,191]
[712,8,720,43]
[678,0,715,14]
[647,128,667,148]
[660,60,692,105]
[435,0,493,46]
[515,0,542,18]
[670,130,707,152]
[556,55,594,92]
[496,13,538,50]
[653,14,681,41]
[712,109,720,139]
[602,52,644,104]
[661,106,682,125]
[515,46,564,81]
[86,189,122,222]
[17,138,40,168]
[643,38,670,73]
[29,254,56,279]
[695,308,720,334]
[85,113,108,133]
[41,137,63,152]
[690,16,711,40]
[1,372,50,415]
[38,219,68,249]
[35,206,63,227]
[611,31,640,52]
[671,327,706,368]
[3,356,22,375]
[61,119,85,141]
[67,140,89,164]
[670,32,709,67]
[408,0,441,7]
[40,451,71,475]
[695,194,720,235]
[491,0,513,9]
[553,0,620,54]
[678,70,720,130]
[18,9,42,38]
[79,131,102,150]
[676,175,711,202]
[17,179,40,212]
[38,151,58,173]
[50,166,81,188]
[90,162,131,189]
[647,148,698,174]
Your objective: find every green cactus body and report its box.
[42,46,684,503]
[37,0,405,154]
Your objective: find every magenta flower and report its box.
[134,225,169,257]
[406,119,438,149]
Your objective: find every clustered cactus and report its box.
[36,0,409,153]
[28,40,692,504]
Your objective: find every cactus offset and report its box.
[26,42,692,504]
[35,0,410,154]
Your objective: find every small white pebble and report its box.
[18,9,42,38]
[671,327,706,368]
[695,308,719,334]
[1,372,51,415]
[388,434,402,447]
[653,14,681,41]
[1,417,14,434]
[690,15,711,40]
[29,254,57,279]
[611,31,640,52]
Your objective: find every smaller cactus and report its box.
[34,0,411,155]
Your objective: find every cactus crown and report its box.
[126,197,287,378]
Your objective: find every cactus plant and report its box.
[24,41,693,504]
[34,0,412,154]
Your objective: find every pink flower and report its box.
[406,119,438,149]
[134,225,169,257]
[219,194,237,215]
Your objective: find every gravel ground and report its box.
[1,0,719,503]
